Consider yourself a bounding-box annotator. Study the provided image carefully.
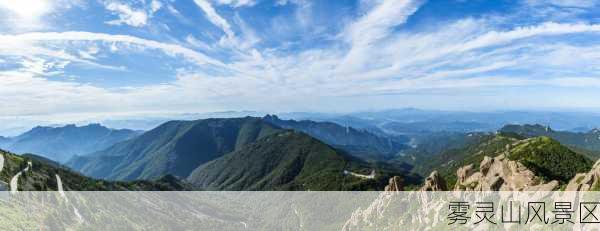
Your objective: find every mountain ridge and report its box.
[263,114,409,160]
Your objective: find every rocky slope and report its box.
[417,136,593,191]
[419,171,447,191]
[566,159,600,191]
[453,154,559,191]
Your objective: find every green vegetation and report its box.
[68,117,281,181]
[413,133,594,189]
[1,149,191,191]
[500,124,600,159]
[405,134,518,189]
[263,115,409,161]
[507,136,592,183]
[188,131,402,191]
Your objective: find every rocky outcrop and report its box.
[384,176,403,191]
[565,160,600,191]
[420,171,447,191]
[454,155,559,191]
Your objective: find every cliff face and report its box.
[453,155,559,191]
[419,171,447,191]
[415,135,594,191]
[384,176,404,192]
[566,160,600,191]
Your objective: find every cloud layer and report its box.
[1,0,600,123]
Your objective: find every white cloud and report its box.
[193,0,234,38]
[185,34,213,51]
[343,0,424,46]
[215,0,257,8]
[6,0,600,119]
[338,0,424,73]
[193,0,261,54]
[0,31,225,67]
[525,0,598,8]
[0,0,53,19]
[104,1,149,27]
[151,0,163,13]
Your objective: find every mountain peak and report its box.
[262,114,280,121]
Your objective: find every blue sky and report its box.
[1,0,600,122]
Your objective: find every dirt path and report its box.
[10,161,32,194]
[56,174,65,197]
[343,169,376,179]
[0,153,4,173]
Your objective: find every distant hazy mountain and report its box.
[382,121,494,135]
[0,136,9,146]
[0,124,140,163]
[67,117,281,180]
[188,130,390,190]
[295,108,600,135]
[500,124,600,154]
[263,115,409,160]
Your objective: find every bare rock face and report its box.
[384,176,404,191]
[420,171,447,191]
[565,160,600,191]
[454,154,559,191]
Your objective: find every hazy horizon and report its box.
[4,107,600,136]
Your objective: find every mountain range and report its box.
[0,124,140,163]
[4,113,600,192]
[66,117,411,190]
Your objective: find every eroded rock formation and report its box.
[565,160,600,191]
[453,154,558,191]
[420,171,447,191]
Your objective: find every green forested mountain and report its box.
[67,117,281,180]
[505,136,592,183]
[65,117,410,190]
[187,131,399,190]
[0,149,190,191]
